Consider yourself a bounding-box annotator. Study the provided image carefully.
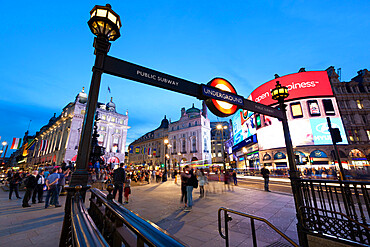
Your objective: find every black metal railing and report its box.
[218,207,298,247]
[88,187,186,247]
[60,185,109,247]
[298,178,370,246]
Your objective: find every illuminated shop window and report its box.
[307,100,320,116]
[356,100,364,109]
[290,102,303,118]
[322,99,335,116]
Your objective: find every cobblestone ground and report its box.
[121,179,299,247]
[0,179,299,247]
[0,187,65,247]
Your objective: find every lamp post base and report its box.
[69,170,89,187]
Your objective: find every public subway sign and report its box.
[249,71,334,106]
[103,55,283,118]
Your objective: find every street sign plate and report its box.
[103,56,201,98]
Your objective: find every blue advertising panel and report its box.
[309,118,348,145]
[231,109,256,146]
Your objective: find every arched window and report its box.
[204,138,208,152]
[173,141,177,152]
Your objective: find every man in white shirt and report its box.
[32,170,46,203]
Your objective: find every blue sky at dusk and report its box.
[1,0,369,157]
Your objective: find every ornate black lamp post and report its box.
[271,81,307,246]
[60,5,121,245]
[70,4,121,186]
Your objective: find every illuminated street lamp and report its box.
[163,139,169,182]
[271,81,306,245]
[70,4,121,186]
[217,124,228,172]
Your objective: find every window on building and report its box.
[98,134,105,145]
[354,130,360,141]
[173,141,176,152]
[217,152,222,157]
[348,130,354,142]
[81,110,85,115]
[323,99,335,116]
[177,126,179,130]
[189,123,191,127]
[192,138,196,152]
[119,119,124,124]
[356,100,364,109]
[111,117,116,122]
[195,121,198,126]
[366,130,370,141]
[362,115,367,124]
[182,140,186,152]
[204,138,208,152]
[307,100,320,116]
[115,129,120,134]
[101,115,106,120]
[100,126,106,131]
[290,102,303,118]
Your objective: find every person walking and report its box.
[197,168,206,198]
[22,170,38,207]
[261,166,270,192]
[174,169,178,184]
[185,167,196,212]
[8,172,22,200]
[180,166,189,209]
[45,168,61,208]
[32,170,45,203]
[113,163,126,204]
[232,170,238,186]
[123,174,131,204]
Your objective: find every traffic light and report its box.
[161,163,165,168]
[331,128,342,143]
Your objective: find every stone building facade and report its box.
[210,121,231,166]
[26,88,129,167]
[128,103,212,169]
[327,67,370,167]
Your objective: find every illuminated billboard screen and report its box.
[248,71,348,151]
[249,71,334,106]
[232,109,256,145]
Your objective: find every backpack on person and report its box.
[189,174,198,189]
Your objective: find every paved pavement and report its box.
[0,179,299,247]
[122,179,299,247]
[0,187,65,247]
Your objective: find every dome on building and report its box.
[158,115,169,129]
[106,97,116,112]
[76,87,88,104]
[186,104,201,115]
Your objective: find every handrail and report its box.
[218,207,298,247]
[297,178,370,186]
[71,191,109,247]
[90,188,186,247]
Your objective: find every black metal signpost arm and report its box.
[103,56,283,119]
[103,56,202,98]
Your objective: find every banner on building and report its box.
[129,145,133,153]
[153,148,157,156]
[40,140,48,151]
[135,146,140,154]
[10,138,22,149]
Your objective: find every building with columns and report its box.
[128,103,212,169]
[26,88,129,167]
[327,67,370,167]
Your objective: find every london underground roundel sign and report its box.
[205,78,239,117]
